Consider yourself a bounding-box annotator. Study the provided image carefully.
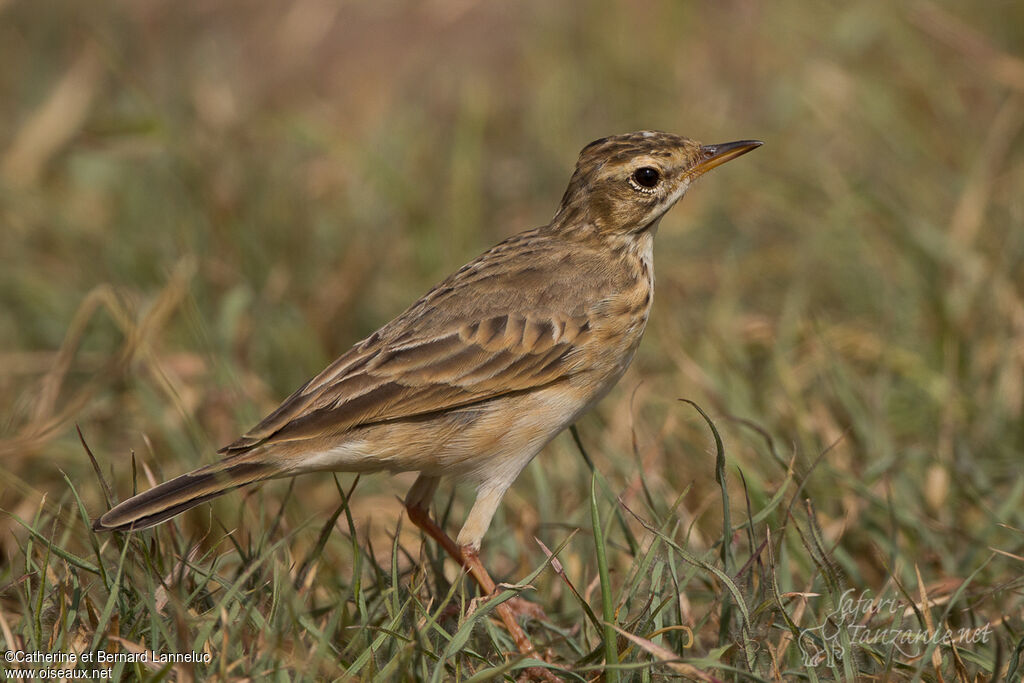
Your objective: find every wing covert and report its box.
[220,312,591,453]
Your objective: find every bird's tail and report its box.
[92,459,279,532]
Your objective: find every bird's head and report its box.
[553,130,761,237]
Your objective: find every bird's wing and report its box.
[219,227,620,455]
[219,309,592,454]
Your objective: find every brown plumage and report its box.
[92,130,760,662]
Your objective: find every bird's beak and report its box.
[692,140,763,176]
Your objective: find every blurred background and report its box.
[1,0,1023,676]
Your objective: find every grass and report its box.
[2,0,1024,680]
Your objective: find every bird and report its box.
[92,130,761,661]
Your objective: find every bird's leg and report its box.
[404,475,463,560]
[455,485,549,622]
[404,476,557,677]
[457,544,548,656]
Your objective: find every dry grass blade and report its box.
[610,624,720,682]
[948,95,1024,248]
[1,43,103,187]
[2,262,193,462]
[534,532,600,633]
[909,0,1024,92]
[989,547,1024,563]
[915,563,946,680]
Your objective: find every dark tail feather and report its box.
[92,461,278,532]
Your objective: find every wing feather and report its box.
[217,229,624,456]
[219,312,591,454]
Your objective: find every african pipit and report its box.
[93,130,761,660]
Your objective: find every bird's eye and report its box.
[631,166,661,190]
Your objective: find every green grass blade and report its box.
[591,472,620,682]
